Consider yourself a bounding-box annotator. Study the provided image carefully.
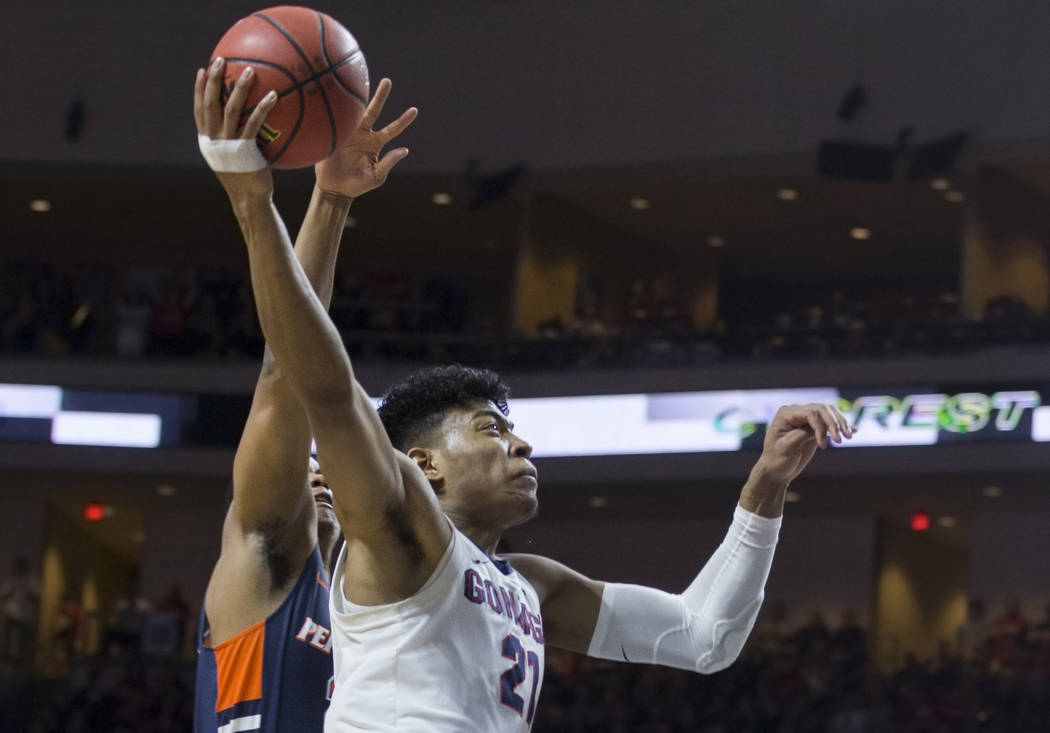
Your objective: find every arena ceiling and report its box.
[1,153,978,281]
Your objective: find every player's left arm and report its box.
[511,403,853,672]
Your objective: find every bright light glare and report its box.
[52,412,161,448]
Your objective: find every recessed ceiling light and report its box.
[785,490,801,503]
[29,199,52,213]
[850,227,872,240]
[588,496,608,508]
[944,190,966,203]
[156,484,177,497]
[776,188,799,201]
[982,485,1002,498]
[629,197,650,210]
[431,192,453,205]
[707,235,726,248]
[930,178,951,191]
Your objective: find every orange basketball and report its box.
[211,6,369,169]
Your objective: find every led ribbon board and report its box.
[512,387,1047,457]
[3,383,1048,455]
[0,383,166,448]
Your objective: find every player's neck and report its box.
[445,509,503,556]
[318,525,341,577]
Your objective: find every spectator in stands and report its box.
[956,598,989,661]
[988,598,1029,669]
[115,289,152,358]
[793,609,832,658]
[50,590,82,673]
[0,556,40,668]
[150,280,194,356]
[102,574,150,657]
[1027,601,1050,648]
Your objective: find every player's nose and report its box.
[509,433,532,459]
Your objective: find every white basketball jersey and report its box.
[325,524,545,732]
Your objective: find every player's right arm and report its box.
[196,60,451,606]
[204,77,411,642]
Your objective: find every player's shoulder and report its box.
[502,553,573,600]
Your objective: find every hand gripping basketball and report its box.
[194,58,277,173]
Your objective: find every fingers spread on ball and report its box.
[222,66,256,139]
[202,58,227,137]
[379,106,419,146]
[241,91,278,141]
[375,147,410,182]
[193,69,207,133]
[361,78,392,129]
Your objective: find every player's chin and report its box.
[315,502,340,532]
[505,491,539,526]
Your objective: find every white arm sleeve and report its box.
[586,504,781,673]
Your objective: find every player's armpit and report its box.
[335,451,453,606]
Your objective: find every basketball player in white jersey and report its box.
[196,69,855,732]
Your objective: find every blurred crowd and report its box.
[2,260,1045,370]
[5,585,1050,732]
[536,599,1050,733]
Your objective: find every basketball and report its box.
[210,6,369,169]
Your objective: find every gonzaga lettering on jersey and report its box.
[195,547,333,733]
[326,524,545,732]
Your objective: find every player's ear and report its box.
[407,447,443,485]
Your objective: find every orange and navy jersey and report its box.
[194,546,334,733]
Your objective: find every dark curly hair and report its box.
[378,365,510,451]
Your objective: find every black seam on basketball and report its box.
[269,82,307,165]
[316,12,336,156]
[222,55,305,164]
[328,50,368,107]
[232,47,364,108]
[223,56,298,90]
[279,56,365,106]
[254,12,338,159]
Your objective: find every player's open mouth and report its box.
[314,489,334,509]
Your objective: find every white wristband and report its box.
[197,134,268,172]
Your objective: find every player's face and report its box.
[309,463,340,536]
[432,400,538,528]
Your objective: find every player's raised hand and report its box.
[315,78,418,199]
[193,58,278,199]
[753,404,854,484]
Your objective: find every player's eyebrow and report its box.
[472,409,514,432]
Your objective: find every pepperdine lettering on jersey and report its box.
[463,569,545,644]
[295,616,334,654]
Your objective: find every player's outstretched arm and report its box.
[512,403,853,673]
[204,73,417,640]
[196,61,449,601]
